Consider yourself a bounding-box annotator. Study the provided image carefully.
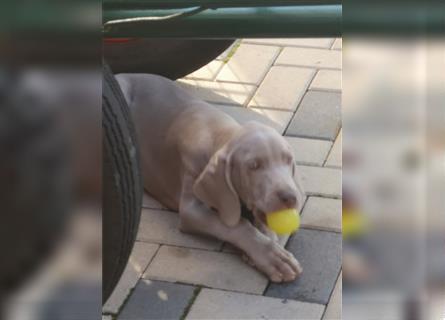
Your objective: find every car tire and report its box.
[102,63,143,303]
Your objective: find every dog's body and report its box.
[117,73,241,212]
[117,73,304,282]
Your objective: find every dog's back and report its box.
[116,74,239,210]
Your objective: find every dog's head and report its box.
[193,121,305,227]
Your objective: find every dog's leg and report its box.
[254,218,279,243]
[179,175,302,282]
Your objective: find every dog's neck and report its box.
[212,124,242,153]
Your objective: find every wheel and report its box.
[103,39,234,79]
[0,72,70,294]
[102,63,143,303]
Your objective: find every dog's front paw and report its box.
[247,240,302,282]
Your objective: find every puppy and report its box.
[117,73,305,282]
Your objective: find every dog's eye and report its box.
[249,160,261,170]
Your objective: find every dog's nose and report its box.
[276,190,297,208]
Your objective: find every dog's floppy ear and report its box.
[193,146,241,227]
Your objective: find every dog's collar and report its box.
[241,201,255,223]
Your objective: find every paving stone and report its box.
[310,70,342,92]
[186,288,325,320]
[325,130,342,168]
[285,137,332,166]
[286,91,341,140]
[103,242,159,314]
[142,192,167,210]
[137,208,222,250]
[296,165,342,198]
[301,197,342,232]
[177,79,256,106]
[248,66,315,111]
[276,47,341,69]
[244,38,335,49]
[331,38,342,50]
[185,60,224,81]
[217,105,293,135]
[265,229,342,304]
[217,44,280,84]
[117,280,195,320]
[144,246,268,294]
[323,272,342,320]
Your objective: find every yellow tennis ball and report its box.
[266,209,300,235]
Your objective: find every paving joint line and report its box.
[210,61,226,82]
[283,134,335,142]
[213,102,296,114]
[141,205,176,213]
[322,129,341,167]
[242,40,336,51]
[320,268,342,319]
[274,63,341,71]
[213,79,260,86]
[139,242,228,254]
[221,39,242,64]
[330,38,341,50]
[180,286,202,320]
[285,132,337,142]
[111,284,138,317]
[299,226,342,234]
[140,243,162,274]
[304,192,342,200]
[188,285,267,296]
[299,224,342,234]
[142,205,169,210]
[324,164,342,169]
[282,69,318,136]
[183,59,225,82]
[308,88,342,94]
[307,83,343,93]
[294,161,331,168]
[211,101,244,108]
[244,45,285,107]
[309,87,342,94]
[245,105,297,113]
[305,194,342,200]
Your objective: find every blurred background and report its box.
[0,1,101,319]
[342,1,445,319]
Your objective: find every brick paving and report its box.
[265,229,342,305]
[104,38,342,319]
